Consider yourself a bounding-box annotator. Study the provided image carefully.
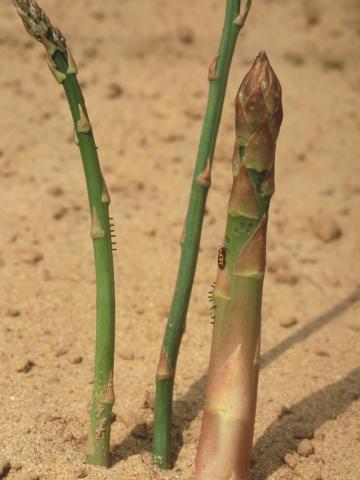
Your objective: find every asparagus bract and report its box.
[13,1,116,467]
[153,0,251,468]
[195,51,283,480]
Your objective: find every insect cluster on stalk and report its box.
[110,217,116,252]
[208,245,227,325]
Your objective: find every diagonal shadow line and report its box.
[110,288,360,465]
[252,367,360,479]
[261,288,360,369]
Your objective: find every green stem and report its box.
[53,53,115,468]
[12,1,116,466]
[153,0,251,469]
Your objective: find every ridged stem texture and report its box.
[13,1,116,467]
[195,51,283,480]
[153,0,251,469]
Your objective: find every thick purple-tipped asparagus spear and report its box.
[195,51,283,480]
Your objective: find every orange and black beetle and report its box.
[217,246,226,270]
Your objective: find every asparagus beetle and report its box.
[217,246,226,270]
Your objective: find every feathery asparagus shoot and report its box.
[195,51,283,480]
[13,0,116,467]
[153,1,251,469]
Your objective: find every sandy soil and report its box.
[1,0,360,479]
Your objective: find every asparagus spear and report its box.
[153,0,251,468]
[13,1,116,467]
[195,51,283,480]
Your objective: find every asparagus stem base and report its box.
[153,378,174,468]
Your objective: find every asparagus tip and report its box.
[13,0,67,52]
[236,50,283,145]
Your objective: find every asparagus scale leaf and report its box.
[13,0,116,467]
[195,51,283,480]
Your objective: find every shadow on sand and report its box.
[110,288,360,468]
[252,366,360,478]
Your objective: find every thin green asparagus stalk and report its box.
[13,1,116,467]
[153,1,251,469]
[195,51,283,480]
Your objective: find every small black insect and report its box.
[217,246,226,270]
[109,217,116,251]
[208,281,216,325]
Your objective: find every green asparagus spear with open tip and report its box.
[13,1,116,467]
[195,51,283,480]
[153,0,251,468]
